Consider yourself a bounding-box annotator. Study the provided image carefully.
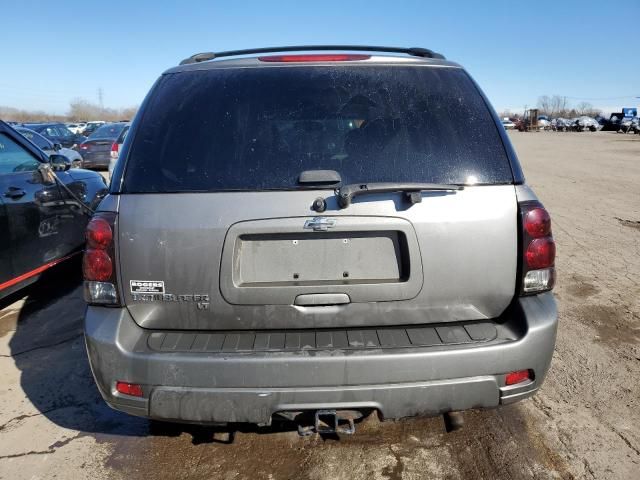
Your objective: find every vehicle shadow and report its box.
[11,260,523,448]
[6,258,148,438]
[4,260,314,442]
[147,410,366,445]
[5,262,544,450]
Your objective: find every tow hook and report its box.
[297,410,359,436]
[443,411,464,432]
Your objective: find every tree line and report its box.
[0,98,138,123]
[499,95,603,119]
[536,95,602,118]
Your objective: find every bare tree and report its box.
[0,105,65,122]
[576,102,592,115]
[119,106,138,121]
[537,96,552,116]
[537,95,571,117]
[0,99,139,124]
[533,95,593,118]
[68,98,100,121]
[68,98,138,122]
[550,96,569,117]
[574,102,601,117]
[587,107,602,118]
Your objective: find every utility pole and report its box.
[97,87,104,110]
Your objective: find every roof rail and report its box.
[179,45,445,65]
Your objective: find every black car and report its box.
[81,123,103,136]
[0,120,108,300]
[22,122,86,149]
[78,122,130,170]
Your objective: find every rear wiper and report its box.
[337,182,464,208]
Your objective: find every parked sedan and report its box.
[15,127,83,168]
[79,122,129,170]
[108,123,130,180]
[22,123,86,149]
[501,119,516,130]
[0,120,108,300]
[538,118,551,130]
[66,122,86,134]
[80,121,105,136]
[574,116,601,132]
[553,118,572,131]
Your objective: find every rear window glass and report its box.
[53,125,72,138]
[17,129,51,150]
[90,123,126,140]
[123,65,512,192]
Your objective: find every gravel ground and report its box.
[0,131,638,479]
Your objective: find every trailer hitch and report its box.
[296,410,358,436]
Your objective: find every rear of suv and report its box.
[84,46,557,428]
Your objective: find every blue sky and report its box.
[2,0,639,115]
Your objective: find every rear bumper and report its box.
[84,294,557,425]
[80,154,110,169]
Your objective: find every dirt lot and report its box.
[1,131,639,479]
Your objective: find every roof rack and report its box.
[179,45,445,65]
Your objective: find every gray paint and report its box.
[113,185,517,330]
[84,293,557,424]
[86,52,556,426]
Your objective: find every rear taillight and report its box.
[526,238,555,269]
[258,54,370,62]
[83,212,119,305]
[524,207,551,237]
[110,142,119,159]
[83,249,112,280]
[519,202,556,294]
[86,217,112,249]
[80,143,89,150]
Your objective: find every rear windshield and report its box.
[123,65,512,192]
[17,128,52,150]
[90,123,126,140]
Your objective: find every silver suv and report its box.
[84,46,557,432]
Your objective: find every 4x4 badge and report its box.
[304,217,336,231]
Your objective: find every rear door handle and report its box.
[4,187,26,199]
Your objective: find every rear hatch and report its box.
[115,60,518,330]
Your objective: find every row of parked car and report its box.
[5,120,130,177]
[65,121,106,136]
[551,116,603,132]
[502,114,640,134]
[551,114,640,133]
